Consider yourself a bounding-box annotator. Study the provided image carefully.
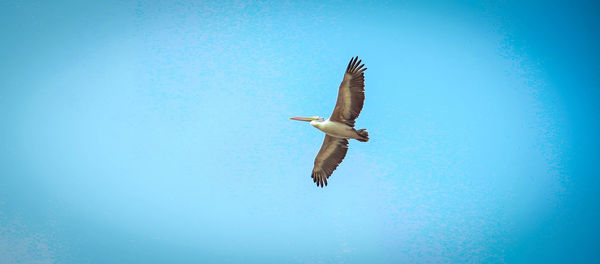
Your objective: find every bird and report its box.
[290,56,369,187]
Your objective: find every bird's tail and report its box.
[356,129,369,142]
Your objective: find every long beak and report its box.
[290,116,317,122]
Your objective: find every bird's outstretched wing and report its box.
[312,135,349,187]
[330,56,367,127]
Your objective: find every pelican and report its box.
[290,56,369,187]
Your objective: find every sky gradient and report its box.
[1,0,599,263]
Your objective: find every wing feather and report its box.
[330,56,367,127]
[311,135,349,187]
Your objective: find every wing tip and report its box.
[347,56,367,74]
[312,170,328,188]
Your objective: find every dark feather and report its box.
[311,136,349,187]
[330,56,367,127]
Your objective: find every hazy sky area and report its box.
[1,0,599,263]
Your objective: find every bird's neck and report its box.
[310,119,327,128]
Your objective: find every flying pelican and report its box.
[290,56,369,187]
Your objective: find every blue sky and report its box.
[1,0,599,263]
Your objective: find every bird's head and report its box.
[289,116,324,123]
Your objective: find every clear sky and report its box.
[1,0,599,263]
